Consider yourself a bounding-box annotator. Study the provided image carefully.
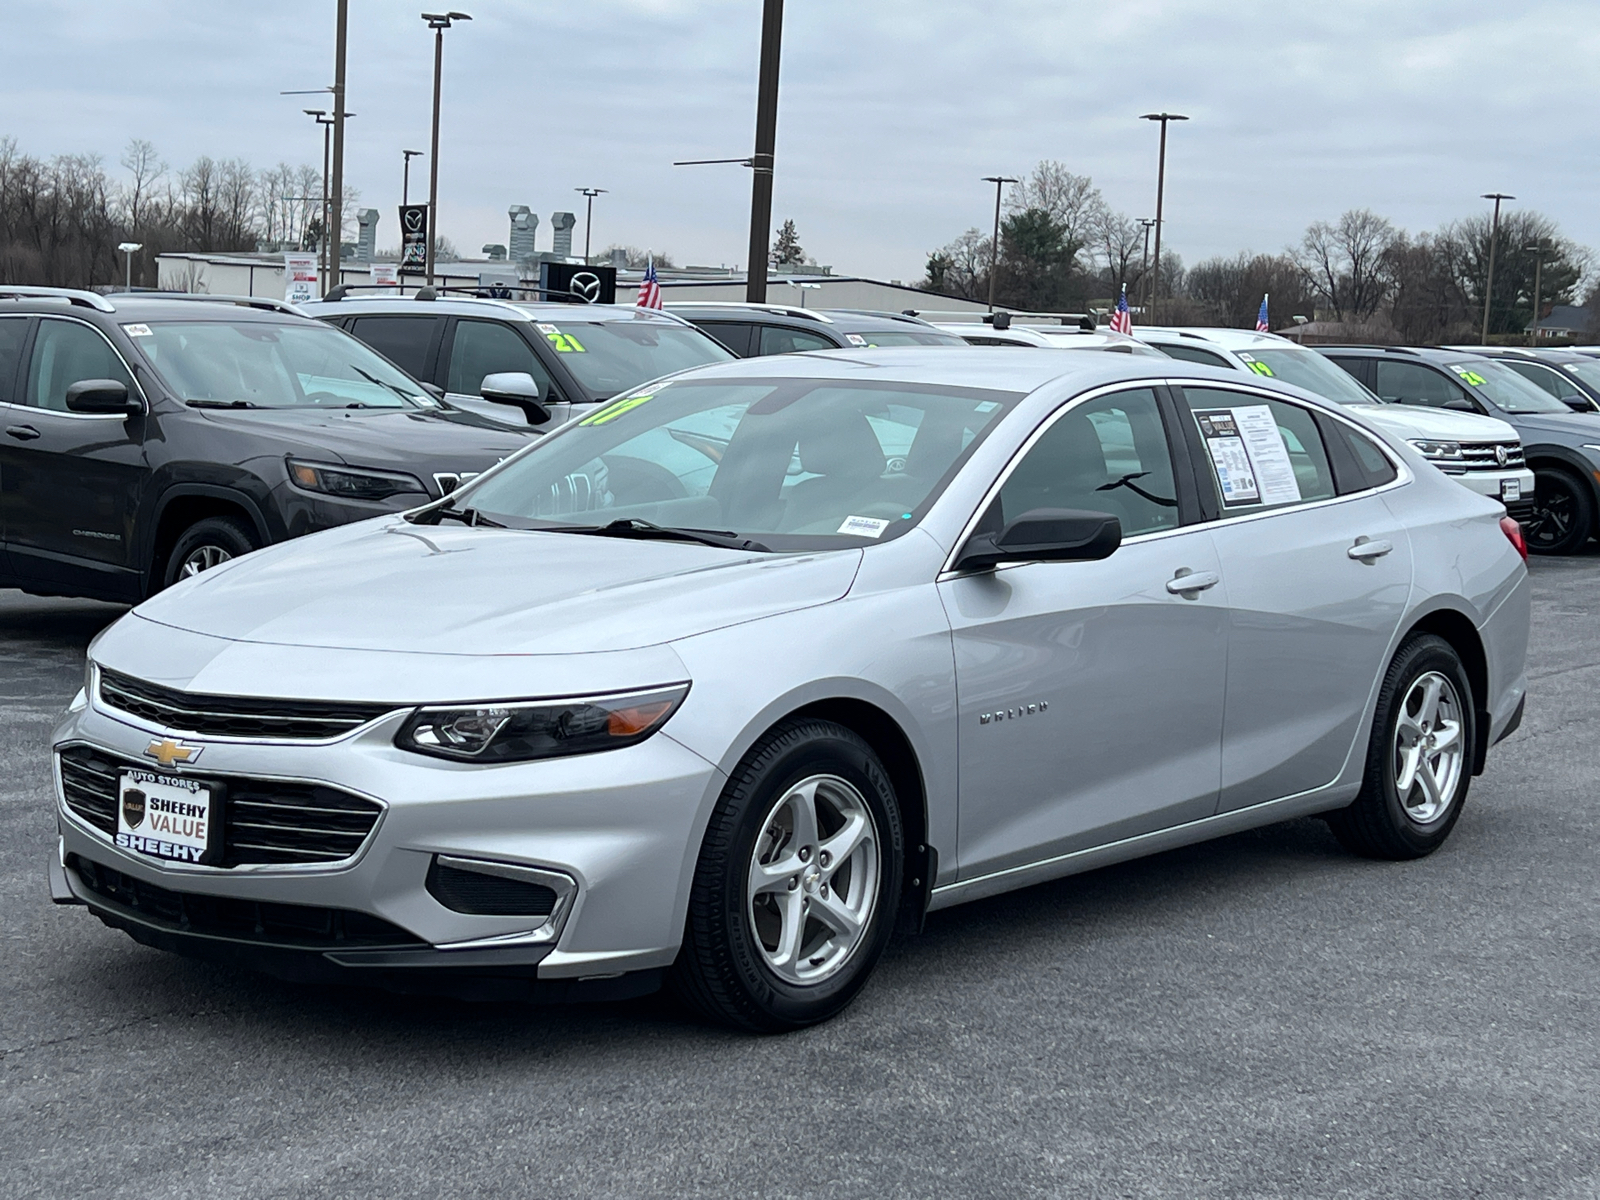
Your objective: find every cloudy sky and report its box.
[6,0,1597,279]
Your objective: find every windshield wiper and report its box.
[185,399,262,409]
[553,518,770,552]
[422,504,506,529]
[353,367,421,406]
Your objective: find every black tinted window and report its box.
[1154,343,1232,369]
[349,316,438,379]
[1374,361,1469,408]
[1342,424,1399,487]
[0,317,25,404]
[446,320,553,397]
[26,319,135,411]
[696,322,754,356]
[758,325,836,355]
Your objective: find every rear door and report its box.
[344,314,443,385]
[0,315,29,582]
[1174,383,1413,812]
[0,317,147,599]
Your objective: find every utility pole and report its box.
[1524,240,1545,347]
[1140,112,1189,321]
[1480,192,1513,345]
[422,12,472,286]
[402,150,423,205]
[745,0,784,303]
[328,0,349,287]
[981,175,1018,313]
[575,187,607,262]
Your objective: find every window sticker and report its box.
[974,400,1000,413]
[1450,366,1487,387]
[845,333,869,346]
[123,323,153,337]
[1193,409,1260,505]
[1246,360,1275,377]
[1233,404,1301,505]
[837,515,891,538]
[543,329,587,353]
[579,392,653,426]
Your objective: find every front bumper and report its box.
[52,694,722,999]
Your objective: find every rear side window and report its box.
[1153,343,1232,369]
[1179,386,1337,513]
[1374,361,1469,408]
[1319,414,1399,493]
[695,322,755,356]
[25,319,135,411]
[349,316,439,380]
[0,316,26,404]
[758,325,836,355]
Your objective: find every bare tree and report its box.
[119,138,165,228]
[1094,209,1147,298]
[924,227,991,300]
[1007,161,1106,250]
[1295,208,1396,321]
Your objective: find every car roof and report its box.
[0,289,318,324]
[301,294,690,326]
[1131,326,1306,352]
[664,302,939,334]
[1313,344,1489,365]
[1443,345,1592,364]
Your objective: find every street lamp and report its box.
[1140,112,1189,320]
[421,11,472,286]
[304,109,334,290]
[980,175,1019,313]
[117,242,142,291]
[403,150,424,205]
[575,187,608,262]
[1524,240,1546,347]
[1138,218,1157,316]
[1480,192,1514,345]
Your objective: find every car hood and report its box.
[129,519,864,656]
[1348,404,1517,443]
[1498,411,1600,439]
[194,406,532,472]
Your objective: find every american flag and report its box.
[1255,294,1270,332]
[637,260,663,310]
[1109,285,1132,335]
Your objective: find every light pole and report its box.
[1480,192,1513,345]
[422,11,472,285]
[1140,112,1189,321]
[1138,217,1156,317]
[745,0,784,303]
[118,242,142,291]
[1524,240,1545,347]
[575,187,608,262]
[403,150,424,205]
[329,0,349,282]
[305,109,335,290]
[981,175,1018,313]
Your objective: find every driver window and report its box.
[997,388,1178,538]
[26,319,135,411]
[1373,361,1472,409]
[446,320,554,397]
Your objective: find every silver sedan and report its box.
[50,349,1531,1031]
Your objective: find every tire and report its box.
[671,719,904,1033]
[1526,467,1594,556]
[161,516,257,589]
[1327,634,1475,860]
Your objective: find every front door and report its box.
[1174,385,1413,812]
[0,317,147,599]
[940,386,1228,882]
[442,318,567,429]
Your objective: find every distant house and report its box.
[1536,305,1594,342]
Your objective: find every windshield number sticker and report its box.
[123,323,153,337]
[1246,360,1275,377]
[580,393,653,426]
[1451,367,1487,386]
[544,330,587,353]
[838,515,891,538]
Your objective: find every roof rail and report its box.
[1316,343,1421,354]
[822,308,937,327]
[104,291,307,316]
[663,300,830,323]
[0,285,116,313]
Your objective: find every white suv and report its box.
[1132,327,1533,513]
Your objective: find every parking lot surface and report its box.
[3,558,1597,1200]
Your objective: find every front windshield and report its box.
[1448,359,1570,414]
[1243,348,1382,407]
[522,317,733,400]
[132,320,431,409]
[457,378,1019,550]
[846,329,966,347]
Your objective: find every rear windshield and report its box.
[525,319,733,400]
[1241,348,1382,407]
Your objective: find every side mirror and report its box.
[480,372,551,425]
[64,379,139,415]
[1562,396,1593,412]
[955,508,1122,572]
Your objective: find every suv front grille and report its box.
[68,854,422,948]
[97,668,397,741]
[59,744,384,867]
[1460,442,1525,471]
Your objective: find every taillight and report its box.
[1500,515,1528,562]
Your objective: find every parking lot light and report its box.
[1481,192,1514,344]
[1140,112,1189,321]
[421,11,473,286]
[403,150,424,206]
[575,188,608,262]
[117,242,142,291]
[980,175,1019,313]
[1523,240,1544,347]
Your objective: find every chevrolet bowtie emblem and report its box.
[144,738,201,769]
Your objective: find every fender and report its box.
[138,479,282,581]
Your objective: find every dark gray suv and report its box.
[1318,345,1600,554]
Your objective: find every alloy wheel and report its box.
[179,544,234,578]
[1528,475,1577,551]
[1392,670,1465,825]
[746,773,880,986]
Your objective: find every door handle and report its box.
[1348,538,1394,561]
[5,424,40,441]
[1166,569,1220,597]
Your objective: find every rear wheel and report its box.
[1526,467,1593,555]
[671,719,903,1032]
[161,516,257,589]
[1327,634,1474,860]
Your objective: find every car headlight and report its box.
[395,684,690,763]
[287,458,427,501]
[1406,439,1464,461]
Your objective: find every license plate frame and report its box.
[115,767,223,865]
[1501,479,1522,502]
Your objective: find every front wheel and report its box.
[161,516,257,589]
[1526,467,1594,555]
[671,719,903,1032]
[1327,634,1475,860]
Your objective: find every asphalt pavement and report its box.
[3,558,1598,1200]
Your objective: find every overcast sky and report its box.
[6,0,1597,280]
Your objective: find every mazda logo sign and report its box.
[571,272,602,303]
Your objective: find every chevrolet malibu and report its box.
[50,350,1531,1032]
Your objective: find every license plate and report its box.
[115,768,221,865]
[1502,480,1522,502]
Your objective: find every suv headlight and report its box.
[395,684,690,763]
[1406,439,1464,462]
[287,458,427,501]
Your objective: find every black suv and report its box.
[0,288,531,602]
[1317,344,1600,554]
[666,303,965,357]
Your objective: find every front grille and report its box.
[59,744,384,867]
[68,854,422,948]
[97,668,397,741]
[1460,442,1525,471]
